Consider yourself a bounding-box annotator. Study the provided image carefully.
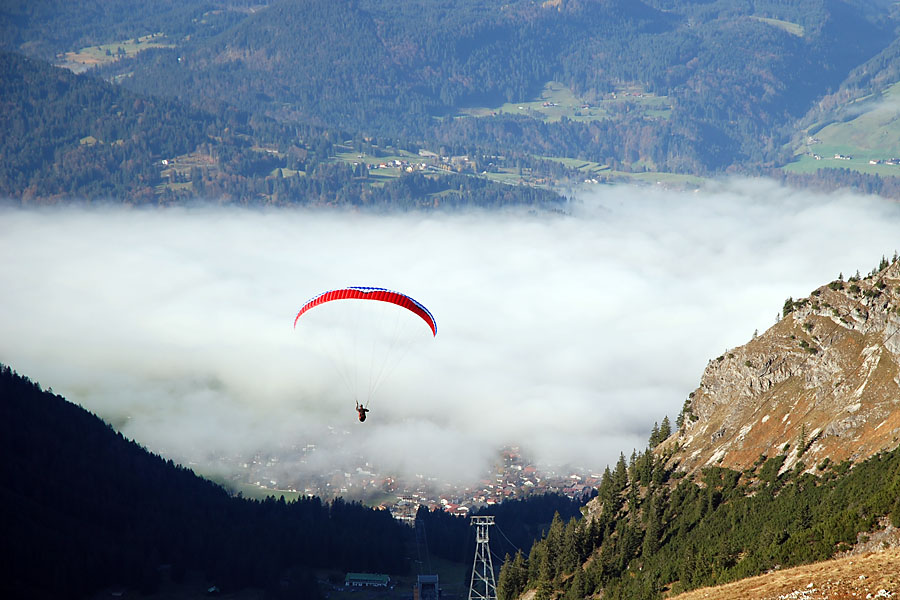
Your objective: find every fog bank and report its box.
[1,179,898,486]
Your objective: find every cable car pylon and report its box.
[467,516,497,600]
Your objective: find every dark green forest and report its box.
[0,363,404,598]
[0,363,591,599]
[5,0,900,202]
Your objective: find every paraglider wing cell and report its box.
[293,286,437,336]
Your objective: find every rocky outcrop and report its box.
[667,259,900,476]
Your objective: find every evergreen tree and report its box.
[558,518,580,576]
[613,453,628,493]
[649,422,661,448]
[565,566,586,600]
[544,513,565,579]
[659,416,672,440]
[497,554,517,600]
[641,493,662,558]
[527,539,545,584]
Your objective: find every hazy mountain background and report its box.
[5,0,900,203]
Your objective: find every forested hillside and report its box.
[0,0,250,60]
[0,51,565,207]
[87,0,896,173]
[4,0,900,199]
[495,428,900,600]
[0,363,405,598]
[493,257,900,600]
[0,363,597,598]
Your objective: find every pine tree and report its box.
[527,539,545,584]
[613,453,628,493]
[558,518,580,576]
[641,493,662,558]
[659,416,672,440]
[544,513,565,579]
[498,553,524,600]
[511,550,527,593]
[565,566,586,600]
[649,422,660,448]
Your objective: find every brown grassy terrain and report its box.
[668,548,900,600]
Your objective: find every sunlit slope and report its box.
[786,82,900,175]
[667,259,900,477]
[669,548,899,600]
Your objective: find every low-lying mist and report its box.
[2,178,898,489]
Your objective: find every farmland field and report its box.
[751,16,804,36]
[458,81,670,123]
[783,81,900,175]
[56,33,173,73]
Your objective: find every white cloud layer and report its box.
[1,178,898,486]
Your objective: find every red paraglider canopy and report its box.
[294,286,437,336]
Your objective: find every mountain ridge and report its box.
[667,257,900,477]
[499,258,900,600]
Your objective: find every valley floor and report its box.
[668,548,899,600]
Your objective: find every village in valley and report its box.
[229,445,600,521]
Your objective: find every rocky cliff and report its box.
[667,258,900,476]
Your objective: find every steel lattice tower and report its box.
[467,516,497,600]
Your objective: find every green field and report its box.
[783,81,900,175]
[58,33,173,73]
[540,156,610,177]
[751,16,804,37]
[333,147,424,184]
[610,170,706,187]
[225,480,305,502]
[458,80,670,123]
[539,156,705,187]
[481,168,532,186]
[782,152,900,176]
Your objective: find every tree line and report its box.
[0,364,405,598]
[496,420,900,600]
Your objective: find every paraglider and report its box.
[294,286,437,336]
[294,286,437,422]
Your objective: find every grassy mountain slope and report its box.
[670,548,900,600]
[499,440,900,599]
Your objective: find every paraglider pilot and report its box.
[356,401,369,422]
